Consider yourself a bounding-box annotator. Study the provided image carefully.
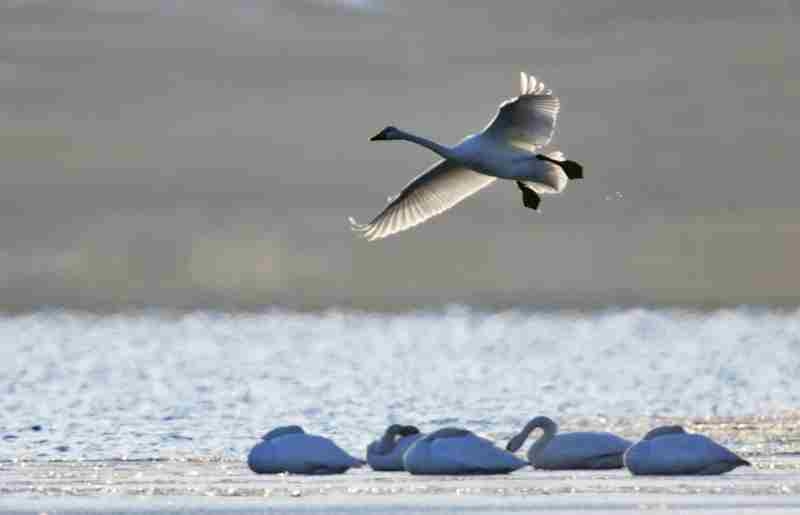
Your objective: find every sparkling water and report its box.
[2,307,799,462]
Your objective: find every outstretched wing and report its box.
[482,72,560,152]
[349,160,496,241]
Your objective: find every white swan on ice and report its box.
[506,415,632,470]
[349,72,583,240]
[623,425,751,475]
[247,425,364,474]
[402,427,528,475]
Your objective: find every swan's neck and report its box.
[513,417,557,459]
[374,426,402,455]
[529,421,557,459]
[393,129,454,160]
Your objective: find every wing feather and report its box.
[483,73,560,152]
[349,160,496,241]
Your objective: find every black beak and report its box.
[370,131,386,142]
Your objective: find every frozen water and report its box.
[1,307,799,462]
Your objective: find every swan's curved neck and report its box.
[392,129,454,160]
[510,417,558,459]
[374,426,403,455]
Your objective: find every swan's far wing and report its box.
[482,73,560,152]
[349,160,496,241]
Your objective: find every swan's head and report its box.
[261,425,304,441]
[505,433,527,452]
[506,416,558,452]
[379,424,405,440]
[399,425,421,437]
[370,126,401,141]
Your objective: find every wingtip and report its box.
[348,216,367,232]
[348,216,379,241]
[518,72,552,96]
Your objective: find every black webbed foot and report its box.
[560,159,583,179]
[516,181,541,211]
[536,154,584,179]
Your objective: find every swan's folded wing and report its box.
[541,433,630,465]
[349,160,496,241]
[300,436,363,469]
[432,435,526,472]
[482,73,560,152]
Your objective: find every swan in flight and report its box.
[247,425,365,474]
[349,72,584,241]
[366,424,424,471]
[623,425,751,476]
[506,416,632,470]
[403,427,528,475]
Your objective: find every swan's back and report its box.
[642,425,686,440]
[282,434,361,468]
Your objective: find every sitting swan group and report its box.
[247,417,750,476]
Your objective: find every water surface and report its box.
[2,307,799,462]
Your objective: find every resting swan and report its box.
[366,424,424,471]
[623,425,751,476]
[247,426,364,474]
[402,427,527,475]
[349,72,584,241]
[506,416,632,470]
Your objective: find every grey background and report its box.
[1,1,798,310]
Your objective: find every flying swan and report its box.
[623,425,751,476]
[366,424,424,471]
[506,415,632,470]
[247,425,365,474]
[402,427,528,475]
[349,72,584,240]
